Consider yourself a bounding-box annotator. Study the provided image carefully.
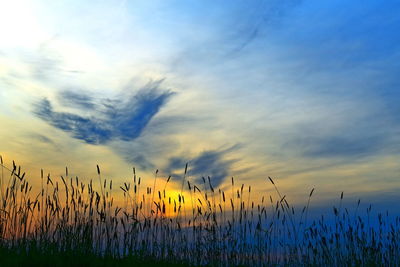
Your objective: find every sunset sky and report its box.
[1,0,399,210]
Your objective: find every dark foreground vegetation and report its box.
[0,156,399,266]
[0,246,189,266]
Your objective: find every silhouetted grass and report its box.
[0,246,189,267]
[0,156,399,266]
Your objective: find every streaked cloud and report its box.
[286,135,383,158]
[165,146,240,187]
[58,90,96,110]
[34,81,174,145]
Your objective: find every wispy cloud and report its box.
[34,80,174,145]
[58,90,96,110]
[224,0,302,56]
[286,135,383,158]
[28,133,55,145]
[165,146,239,187]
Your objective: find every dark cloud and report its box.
[35,98,113,144]
[165,147,238,187]
[111,87,174,142]
[34,81,174,145]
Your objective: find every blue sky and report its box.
[0,0,399,208]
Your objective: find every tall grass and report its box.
[0,157,399,266]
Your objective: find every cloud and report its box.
[288,135,383,158]
[165,146,239,187]
[58,90,96,110]
[34,80,174,145]
[125,154,155,171]
[28,133,55,145]
[167,0,303,74]
[224,0,302,56]
[108,112,198,171]
[34,98,113,144]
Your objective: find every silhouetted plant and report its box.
[0,157,398,266]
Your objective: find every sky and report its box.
[0,0,400,211]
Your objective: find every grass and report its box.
[0,246,189,266]
[0,156,399,266]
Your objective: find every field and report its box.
[0,157,399,266]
